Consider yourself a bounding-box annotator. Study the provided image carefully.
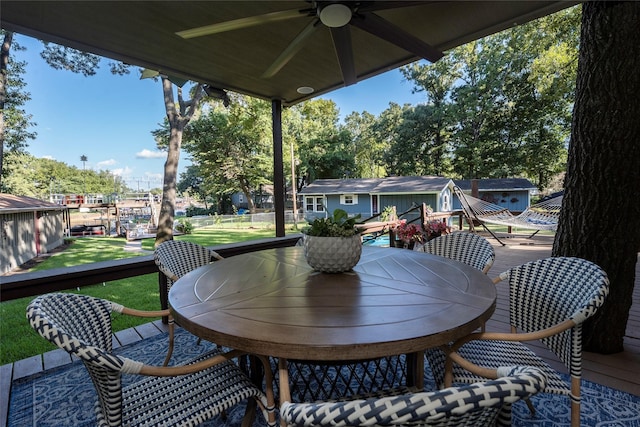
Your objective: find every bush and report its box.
[175,218,194,234]
[186,206,215,216]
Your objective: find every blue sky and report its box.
[15,34,426,191]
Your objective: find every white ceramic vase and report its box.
[303,234,362,273]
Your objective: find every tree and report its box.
[375,102,412,174]
[1,31,37,190]
[287,99,353,184]
[178,164,209,208]
[154,77,206,244]
[398,8,579,187]
[400,56,458,176]
[180,95,272,214]
[343,111,387,178]
[552,1,640,354]
[299,131,356,181]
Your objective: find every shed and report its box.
[299,176,455,221]
[453,178,537,212]
[0,194,69,274]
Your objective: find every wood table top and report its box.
[169,246,496,361]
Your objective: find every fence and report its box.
[183,212,308,230]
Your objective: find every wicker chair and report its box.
[279,357,547,427]
[27,293,276,427]
[425,257,609,427]
[154,239,224,285]
[154,239,224,363]
[414,231,495,274]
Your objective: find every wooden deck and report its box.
[1,233,638,426]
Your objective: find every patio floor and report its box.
[1,232,638,427]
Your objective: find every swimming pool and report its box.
[362,234,390,247]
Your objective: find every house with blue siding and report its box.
[298,176,455,221]
[453,178,537,212]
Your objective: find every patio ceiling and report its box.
[1,1,577,106]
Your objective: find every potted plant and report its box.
[394,220,423,249]
[302,208,363,273]
[424,220,450,241]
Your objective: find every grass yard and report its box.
[0,227,286,365]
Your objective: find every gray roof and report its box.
[299,176,453,195]
[0,194,66,213]
[454,178,536,192]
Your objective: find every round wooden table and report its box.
[169,246,496,364]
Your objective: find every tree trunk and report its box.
[552,1,640,353]
[156,124,183,244]
[0,32,13,186]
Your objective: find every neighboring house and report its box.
[298,176,455,221]
[231,187,276,212]
[0,194,69,274]
[453,178,537,212]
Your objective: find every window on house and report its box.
[306,197,324,212]
[340,194,358,205]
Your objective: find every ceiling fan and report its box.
[176,1,443,86]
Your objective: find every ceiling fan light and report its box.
[297,86,314,94]
[319,4,351,28]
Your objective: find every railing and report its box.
[0,235,301,303]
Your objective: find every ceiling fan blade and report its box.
[350,12,443,62]
[262,20,320,79]
[176,9,303,39]
[330,26,357,86]
[356,1,427,13]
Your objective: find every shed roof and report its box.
[0,194,66,214]
[454,178,537,192]
[299,176,453,195]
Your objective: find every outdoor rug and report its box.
[9,328,640,426]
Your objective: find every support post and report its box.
[272,100,285,237]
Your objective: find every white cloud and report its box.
[112,166,134,177]
[97,159,117,168]
[136,149,166,159]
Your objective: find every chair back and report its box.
[417,232,495,274]
[154,240,222,285]
[500,257,609,376]
[27,293,129,426]
[280,366,547,427]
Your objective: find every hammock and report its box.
[453,186,562,245]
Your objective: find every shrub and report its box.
[175,218,194,234]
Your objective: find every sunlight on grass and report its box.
[1,227,297,365]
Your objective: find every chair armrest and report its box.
[452,318,577,351]
[119,306,171,318]
[136,349,247,376]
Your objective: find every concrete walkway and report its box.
[123,240,153,254]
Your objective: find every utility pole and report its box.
[290,141,298,229]
[80,155,88,202]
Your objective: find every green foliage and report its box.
[302,209,361,237]
[174,218,194,234]
[392,7,579,188]
[2,152,130,197]
[180,94,272,213]
[343,111,387,178]
[299,131,356,180]
[185,206,214,216]
[380,206,397,222]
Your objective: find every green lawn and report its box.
[0,227,285,365]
